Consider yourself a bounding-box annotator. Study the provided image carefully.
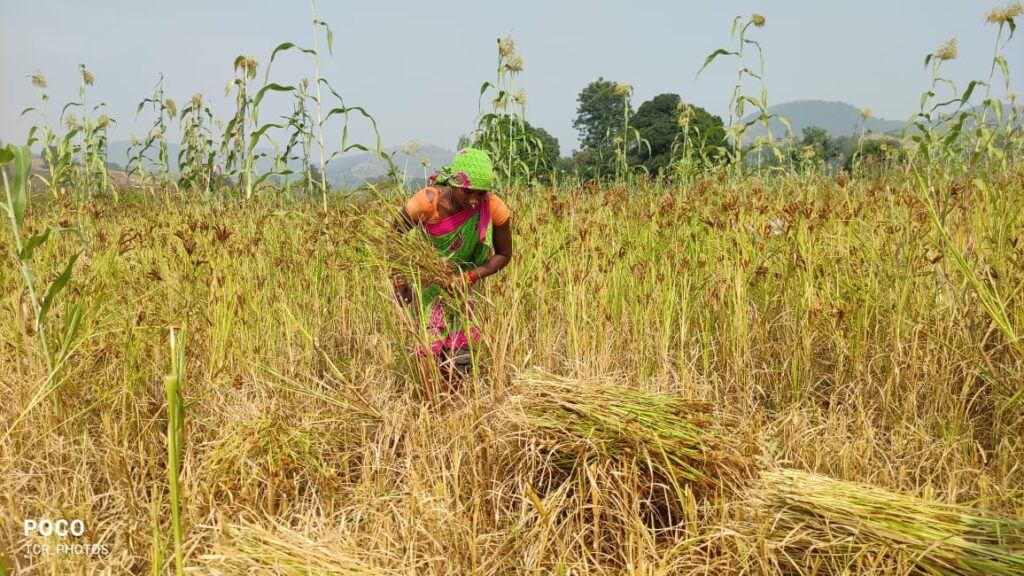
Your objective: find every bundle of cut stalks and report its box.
[752,468,1024,575]
[506,370,755,497]
[355,217,458,290]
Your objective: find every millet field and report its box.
[2,3,1023,575]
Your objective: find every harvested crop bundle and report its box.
[355,215,458,290]
[751,468,1024,575]
[504,370,756,498]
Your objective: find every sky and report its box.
[1,0,1021,157]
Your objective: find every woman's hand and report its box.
[392,272,413,304]
[443,271,477,294]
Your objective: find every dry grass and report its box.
[1,168,1023,574]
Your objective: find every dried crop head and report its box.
[505,53,525,73]
[935,37,958,61]
[987,1,1024,24]
[234,55,259,80]
[79,64,95,86]
[751,13,766,27]
[498,36,516,58]
[30,71,47,89]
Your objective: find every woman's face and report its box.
[451,186,488,211]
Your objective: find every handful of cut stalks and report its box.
[752,468,1024,576]
[355,216,458,289]
[506,370,755,497]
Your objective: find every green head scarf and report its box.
[430,147,493,190]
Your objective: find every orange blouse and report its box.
[404,187,510,226]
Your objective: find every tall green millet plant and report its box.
[473,36,548,186]
[1,145,87,412]
[25,65,112,200]
[972,2,1023,164]
[850,108,872,176]
[281,79,316,196]
[23,71,79,197]
[262,1,395,203]
[698,13,790,173]
[610,82,649,183]
[72,64,115,199]
[129,75,176,192]
[222,56,259,198]
[164,326,187,576]
[905,37,974,172]
[177,93,217,196]
[72,64,113,198]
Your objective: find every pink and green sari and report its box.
[417,196,493,357]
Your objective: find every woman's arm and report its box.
[469,220,512,281]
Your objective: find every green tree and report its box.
[792,126,841,165]
[528,123,560,175]
[630,93,727,175]
[572,78,632,178]
[472,116,559,180]
[843,136,905,172]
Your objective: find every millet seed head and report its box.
[514,89,527,106]
[935,37,958,61]
[31,71,48,89]
[505,54,525,73]
[751,13,766,27]
[498,36,516,58]
[79,64,95,86]
[860,108,873,120]
[234,56,259,80]
[987,1,1024,24]
[402,139,421,156]
[613,83,633,97]
[677,103,695,128]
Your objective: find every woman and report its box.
[393,147,513,381]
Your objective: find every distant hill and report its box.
[326,143,453,188]
[103,140,453,188]
[741,100,905,140]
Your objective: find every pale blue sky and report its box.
[1,0,1021,155]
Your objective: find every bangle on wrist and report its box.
[466,270,477,285]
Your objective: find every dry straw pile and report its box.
[503,370,757,499]
[750,468,1024,575]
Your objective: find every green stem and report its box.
[2,170,53,371]
[311,0,329,208]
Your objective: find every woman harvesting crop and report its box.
[392,147,513,383]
